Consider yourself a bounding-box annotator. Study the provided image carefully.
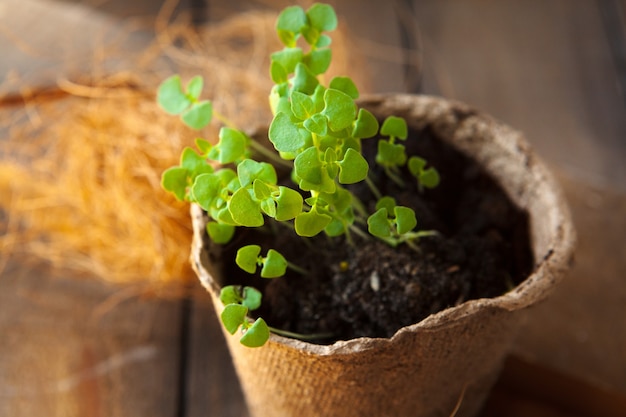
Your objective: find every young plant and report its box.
[159,3,439,347]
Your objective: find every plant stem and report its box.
[364,175,382,200]
[287,261,309,276]
[349,224,371,241]
[385,167,405,187]
[268,326,334,341]
[247,139,293,169]
[212,110,239,130]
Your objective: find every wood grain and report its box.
[185,285,248,417]
[411,0,626,395]
[413,0,626,191]
[0,262,183,417]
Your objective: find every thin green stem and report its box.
[364,175,382,200]
[404,239,420,252]
[212,110,239,130]
[268,326,334,341]
[349,224,371,242]
[385,167,405,187]
[287,261,309,276]
[247,139,293,169]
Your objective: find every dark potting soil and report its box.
[210,127,534,343]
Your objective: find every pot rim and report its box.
[191,93,576,356]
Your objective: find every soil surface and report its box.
[210,127,533,343]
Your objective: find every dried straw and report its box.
[0,6,366,294]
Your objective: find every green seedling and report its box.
[159,3,439,347]
[367,197,436,249]
[219,285,270,347]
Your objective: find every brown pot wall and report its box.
[190,94,576,417]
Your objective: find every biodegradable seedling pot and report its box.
[190,94,575,417]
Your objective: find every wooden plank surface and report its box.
[185,287,248,417]
[0,0,166,93]
[413,0,626,192]
[412,0,626,395]
[0,1,186,416]
[0,262,183,417]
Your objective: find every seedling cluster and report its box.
[159,3,439,347]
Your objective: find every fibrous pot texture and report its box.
[191,94,576,417]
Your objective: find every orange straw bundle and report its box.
[0,9,366,292]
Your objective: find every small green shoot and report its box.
[408,156,440,190]
[220,285,270,347]
[157,75,213,130]
[159,3,439,347]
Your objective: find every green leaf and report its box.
[352,108,379,139]
[394,206,417,235]
[276,5,307,33]
[291,91,315,120]
[181,147,210,176]
[253,179,272,200]
[380,116,408,140]
[300,25,320,46]
[377,140,407,166]
[161,167,188,201]
[157,75,191,115]
[368,208,391,238]
[316,34,332,48]
[271,47,304,74]
[277,30,296,47]
[306,3,338,32]
[186,76,203,100]
[324,218,346,237]
[190,173,221,210]
[242,287,262,311]
[329,77,359,99]
[303,113,328,136]
[292,63,319,95]
[209,128,248,164]
[240,318,270,347]
[215,206,237,226]
[408,156,439,188]
[261,249,288,278]
[195,138,212,153]
[236,245,262,274]
[219,286,241,306]
[324,147,337,164]
[229,188,264,227]
[322,88,356,131]
[237,159,277,188]
[269,112,306,152]
[338,148,368,184]
[408,156,426,175]
[375,196,396,213]
[294,146,322,184]
[221,304,248,335]
[270,61,288,84]
[275,186,303,221]
[311,84,326,113]
[304,48,332,75]
[324,187,353,212]
[181,100,213,130]
[260,198,277,218]
[420,168,440,188]
[207,222,235,244]
[295,207,332,237]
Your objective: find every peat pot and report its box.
[190,94,576,417]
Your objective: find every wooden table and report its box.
[1,1,625,416]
